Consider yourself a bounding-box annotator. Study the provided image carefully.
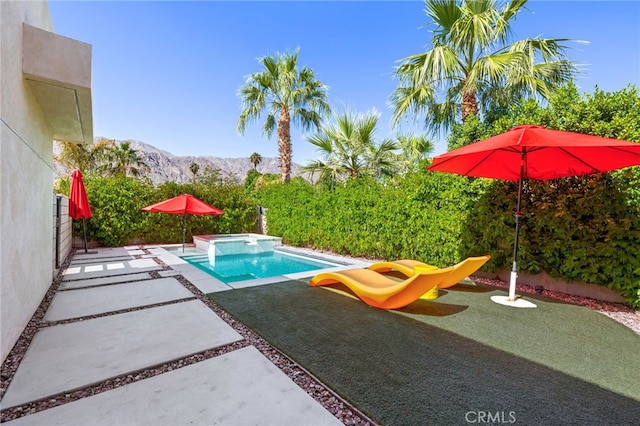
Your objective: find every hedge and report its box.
[58,176,258,247]
[258,168,639,308]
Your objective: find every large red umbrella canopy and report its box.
[427,125,640,307]
[142,193,224,215]
[429,125,640,180]
[142,194,223,251]
[69,169,92,219]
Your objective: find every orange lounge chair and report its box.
[368,255,491,289]
[309,266,455,310]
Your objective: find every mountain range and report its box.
[54,139,308,185]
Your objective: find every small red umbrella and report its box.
[428,125,640,306]
[142,194,223,251]
[69,169,92,253]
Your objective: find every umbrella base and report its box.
[490,295,537,308]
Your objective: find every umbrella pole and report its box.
[82,218,88,253]
[509,183,523,301]
[509,151,526,301]
[182,213,186,252]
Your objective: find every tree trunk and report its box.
[278,107,292,183]
[461,90,479,122]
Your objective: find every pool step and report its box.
[223,273,256,282]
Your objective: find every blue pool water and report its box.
[182,251,337,284]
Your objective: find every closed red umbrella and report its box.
[142,194,223,251]
[428,125,640,307]
[69,169,92,252]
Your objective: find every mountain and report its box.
[53,138,309,185]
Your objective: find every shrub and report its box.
[258,83,640,308]
[257,173,488,267]
[61,176,258,247]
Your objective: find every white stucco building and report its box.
[1,1,93,363]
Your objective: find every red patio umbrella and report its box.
[69,169,92,253]
[428,125,640,307]
[142,194,223,251]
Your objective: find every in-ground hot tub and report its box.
[193,233,283,256]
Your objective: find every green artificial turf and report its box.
[209,280,640,425]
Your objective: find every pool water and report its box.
[182,251,337,284]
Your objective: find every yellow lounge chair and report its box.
[309,266,454,310]
[368,255,491,289]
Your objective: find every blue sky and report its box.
[49,1,640,163]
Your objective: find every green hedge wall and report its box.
[257,173,489,268]
[60,176,258,247]
[460,171,640,307]
[258,169,640,308]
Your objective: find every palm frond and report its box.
[263,114,276,138]
[390,0,582,134]
[425,0,462,45]
[469,51,524,90]
[304,109,400,181]
[495,0,528,44]
[450,0,502,55]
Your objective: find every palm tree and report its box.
[249,152,263,171]
[189,162,200,183]
[101,141,150,177]
[393,134,434,173]
[390,0,582,134]
[54,137,113,174]
[302,110,399,183]
[237,49,330,183]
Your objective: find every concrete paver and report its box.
[155,254,188,267]
[59,272,153,289]
[2,300,242,408]
[3,347,341,426]
[61,258,162,280]
[71,248,131,260]
[181,270,231,294]
[124,249,145,256]
[70,255,134,265]
[191,278,232,293]
[45,278,195,321]
[156,270,182,278]
[230,276,293,290]
[144,247,172,256]
[168,262,201,273]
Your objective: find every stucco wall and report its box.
[0,1,56,363]
[53,195,73,274]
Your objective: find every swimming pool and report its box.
[182,250,340,284]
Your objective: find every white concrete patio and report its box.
[0,247,343,425]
